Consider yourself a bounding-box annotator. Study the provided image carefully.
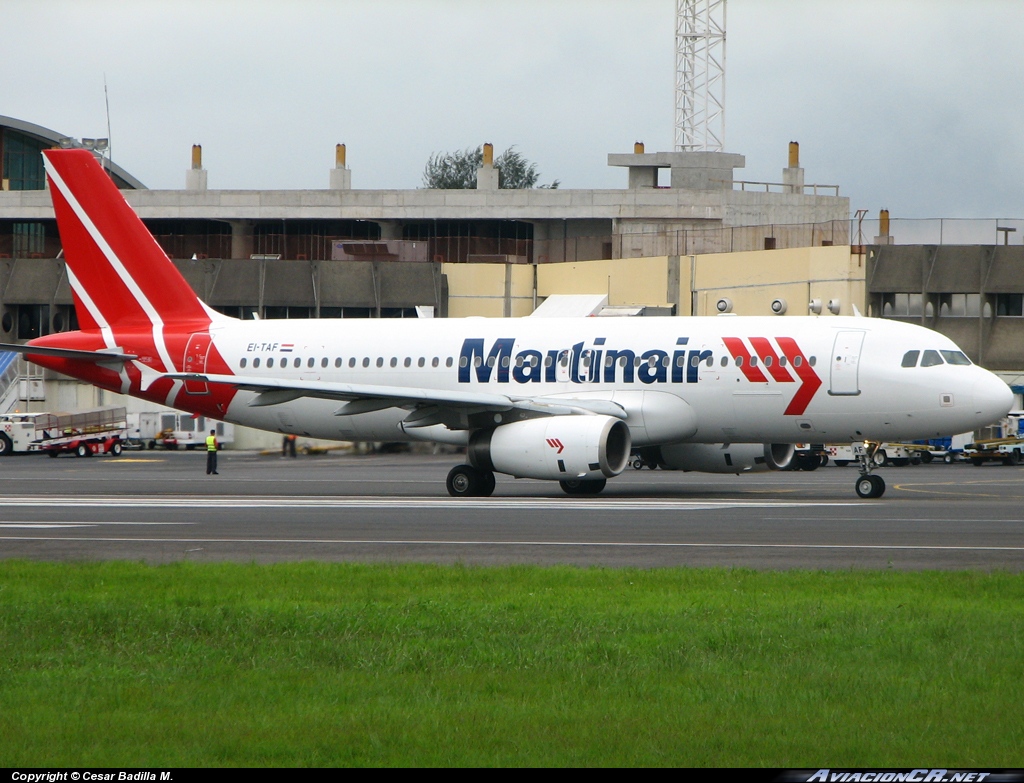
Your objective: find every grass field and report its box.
[1,561,1021,767]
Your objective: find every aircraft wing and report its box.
[166,372,627,426]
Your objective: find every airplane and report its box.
[0,148,1014,499]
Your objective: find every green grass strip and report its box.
[1,561,1022,767]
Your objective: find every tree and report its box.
[422,146,559,189]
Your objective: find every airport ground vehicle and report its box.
[0,149,1014,499]
[0,406,127,457]
[125,411,234,450]
[827,442,930,467]
[963,413,1024,466]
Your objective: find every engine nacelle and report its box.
[654,443,796,474]
[469,415,632,481]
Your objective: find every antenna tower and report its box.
[675,0,727,152]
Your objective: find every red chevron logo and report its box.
[723,336,822,416]
[546,438,565,454]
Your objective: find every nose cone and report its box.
[973,373,1014,426]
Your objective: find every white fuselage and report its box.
[194,314,1011,446]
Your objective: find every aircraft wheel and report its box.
[479,470,496,497]
[0,433,11,456]
[75,444,89,458]
[559,478,607,495]
[446,465,493,497]
[855,474,885,499]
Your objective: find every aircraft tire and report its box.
[0,433,11,456]
[446,464,493,497]
[855,474,885,499]
[559,478,607,495]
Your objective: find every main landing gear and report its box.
[854,442,886,499]
[446,464,496,497]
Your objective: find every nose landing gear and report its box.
[853,442,886,498]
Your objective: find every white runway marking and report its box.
[0,534,1021,553]
[0,495,858,511]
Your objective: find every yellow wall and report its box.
[445,246,865,318]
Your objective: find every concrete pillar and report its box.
[782,141,804,194]
[329,143,352,190]
[476,142,499,190]
[185,144,208,191]
[873,209,893,245]
[229,220,254,259]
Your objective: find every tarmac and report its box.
[0,449,1022,570]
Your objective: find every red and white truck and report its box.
[0,406,127,457]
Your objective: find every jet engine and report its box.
[468,415,631,481]
[653,442,796,474]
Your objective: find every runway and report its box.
[1,450,1022,569]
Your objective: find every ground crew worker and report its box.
[206,428,219,475]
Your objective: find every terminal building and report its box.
[2,114,1021,443]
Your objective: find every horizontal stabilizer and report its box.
[0,342,137,366]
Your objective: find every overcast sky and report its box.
[4,0,1023,220]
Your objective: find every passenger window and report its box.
[293,358,300,368]
[705,356,713,367]
[446,357,453,368]
[720,356,728,367]
[921,350,944,367]
[390,357,397,368]
[404,357,411,368]
[750,356,758,367]
[321,358,328,368]
[778,356,787,367]
[809,356,816,367]
[901,350,920,368]
[376,357,384,368]
[253,358,261,368]
[267,358,275,368]
[418,357,425,367]
[432,357,439,368]
[240,358,247,369]
[362,358,369,367]
[335,358,342,368]
[764,356,773,367]
[793,356,802,367]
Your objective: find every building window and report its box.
[938,293,981,317]
[995,294,1024,317]
[882,293,924,317]
[16,304,50,340]
[2,131,47,190]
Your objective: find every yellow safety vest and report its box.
[206,435,217,452]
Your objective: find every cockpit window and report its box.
[901,350,920,368]
[940,350,971,366]
[920,349,944,367]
